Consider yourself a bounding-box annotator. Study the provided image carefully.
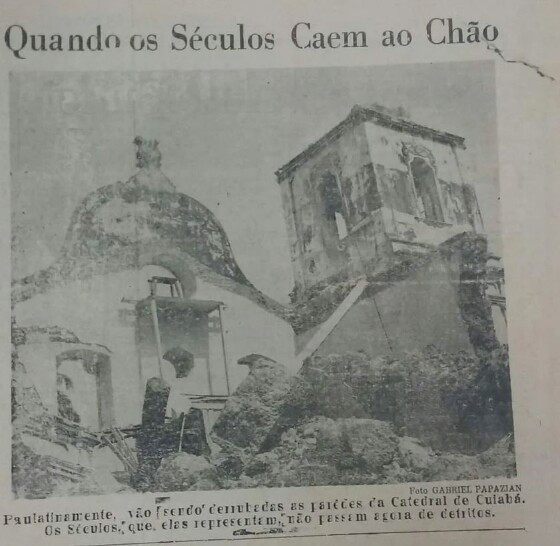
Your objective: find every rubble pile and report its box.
[154,452,221,492]
[11,326,131,499]
[13,334,514,494]
[238,417,399,488]
[234,421,515,489]
[151,348,515,492]
[211,355,294,455]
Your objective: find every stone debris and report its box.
[238,420,515,488]
[12,337,515,495]
[154,452,221,492]
[170,348,514,490]
[211,355,295,454]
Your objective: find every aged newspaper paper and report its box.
[1,0,559,544]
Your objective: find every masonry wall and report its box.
[363,121,483,246]
[313,254,474,359]
[279,119,485,301]
[279,123,389,295]
[17,339,80,418]
[14,270,296,428]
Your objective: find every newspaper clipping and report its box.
[1,1,559,545]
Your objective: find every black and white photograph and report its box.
[10,61,514,499]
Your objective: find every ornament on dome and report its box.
[134,136,162,169]
[129,136,176,192]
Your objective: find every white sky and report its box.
[11,61,499,302]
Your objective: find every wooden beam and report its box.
[218,305,231,396]
[150,297,164,379]
[295,278,368,367]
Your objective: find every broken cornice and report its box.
[275,105,466,182]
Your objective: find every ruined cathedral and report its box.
[11,105,509,498]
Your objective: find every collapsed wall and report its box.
[11,324,126,498]
[174,348,514,491]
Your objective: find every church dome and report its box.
[61,137,248,286]
[13,138,286,318]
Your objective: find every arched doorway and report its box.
[55,347,113,430]
[409,156,444,223]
